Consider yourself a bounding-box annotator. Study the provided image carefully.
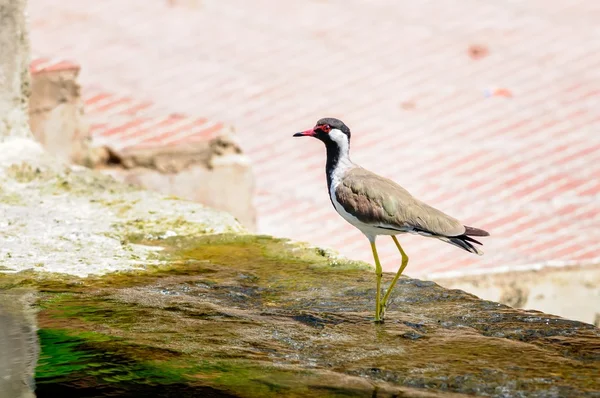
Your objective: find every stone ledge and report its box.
[436,263,600,326]
[0,137,244,277]
[2,233,598,397]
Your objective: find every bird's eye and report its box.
[321,124,331,133]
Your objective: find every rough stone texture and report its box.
[99,133,257,230]
[0,0,32,140]
[437,264,600,326]
[29,62,91,164]
[0,137,244,277]
[5,234,599,397]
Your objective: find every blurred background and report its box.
[27,0,599,323]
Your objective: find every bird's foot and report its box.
[373,309,384,324]
[378,301,388,320]
[374,306,387,323]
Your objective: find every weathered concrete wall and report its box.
[24,63,256,229]
[436,264,600,326]
[0,0,32,140]
[29,65,91,164]
[0,290,38,398]
[25,69,256,227]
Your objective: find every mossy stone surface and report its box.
[2,234,599,397]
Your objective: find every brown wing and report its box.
[335,167,465,237]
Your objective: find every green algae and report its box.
[2,233,599,397]
[34,328,230,397]
[113,216,212,243]
[36,329,112,381]
[34,328,384,398]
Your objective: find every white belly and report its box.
[330,193,400,238]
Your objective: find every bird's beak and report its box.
[293,127,315,137]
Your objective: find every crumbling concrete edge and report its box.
[0,137,247,277]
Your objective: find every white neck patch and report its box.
[329,128,351,164]
[326,129,375,239]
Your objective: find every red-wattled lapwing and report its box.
[293,118,489,322]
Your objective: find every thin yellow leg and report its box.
[379,235,409,319]
[370,241,383,322]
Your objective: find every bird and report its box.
[293,117,489,322]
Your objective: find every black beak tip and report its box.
[293,132,304,137]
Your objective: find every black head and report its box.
[293,117,351,143]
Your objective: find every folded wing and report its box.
[335,167,466,237]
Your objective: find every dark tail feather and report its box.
[441,225,490,255]
[445,236,483,255]
[438,233,485,255]
[464,225,490,237]
[462,235,482,245]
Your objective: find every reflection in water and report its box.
[0,289,38,398]
[34,330,232,398]
[0,288,231,398]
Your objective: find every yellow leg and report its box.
[370,241,383,323]
[379,235,409,319]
